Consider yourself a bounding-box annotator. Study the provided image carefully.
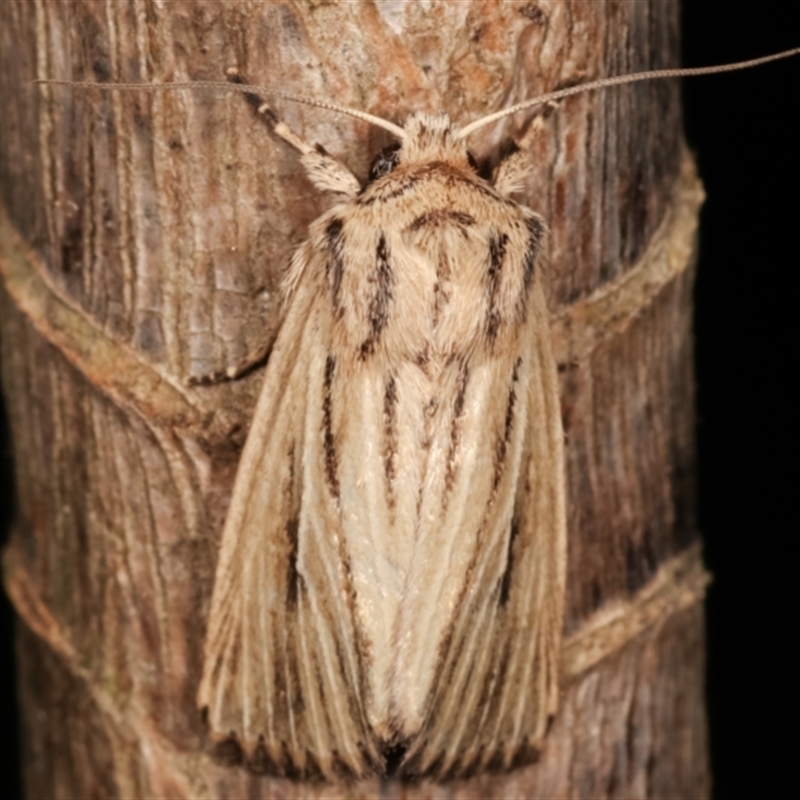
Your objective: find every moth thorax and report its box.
[399,111,470,168]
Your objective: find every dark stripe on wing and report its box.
[485,232,509,343]
[285,518,300,607]
[499,514,522,608]
[322,355,340,500]
[444,360,470,500]
[359,234,394,358]
[517,215,545,322]
[325,218,345,314]
[492,357,522,492]
[383,375,398,509]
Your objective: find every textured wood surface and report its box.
[0,2,708,797]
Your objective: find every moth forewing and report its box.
[196,108,566,779]
[397,276,566,778]
[197,264,381,777]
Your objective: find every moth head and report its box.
[396,112,473,170]
[400,112,458,151]
[368,112,481,182]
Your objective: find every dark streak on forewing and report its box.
[492,357,522,492]
[443,360,470,501]
[330,541,375,735]
[285,518,300,607]
[322,355,340,499]
[325,218,345,313]
[499,505,524,608]
[485,231,509,343]
[517,215,544,322]
[383,375,398,509]
[359,234,394,359]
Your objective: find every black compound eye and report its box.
[369,144,402,182]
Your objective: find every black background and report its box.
[682,6,798,800]
[1,5,797,797]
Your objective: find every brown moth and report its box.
[197,92,565,781]
[193,49,800,780]
[38,46,799,781]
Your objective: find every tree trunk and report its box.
[0,2,710,797]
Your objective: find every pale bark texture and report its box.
[0,2,709,797]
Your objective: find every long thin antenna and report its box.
[456,47,800,139]
[33,77,407,140]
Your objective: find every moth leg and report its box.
[492,100,559,197]
[227,68,361,197]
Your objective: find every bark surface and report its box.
[0,2,709,797]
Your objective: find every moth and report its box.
[196,81,565,781]
[39,46,799,781]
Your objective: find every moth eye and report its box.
[467,151,493,180]
[369,144,402,181]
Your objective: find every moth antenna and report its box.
[33,74,407,140]
[456,46,800,139]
